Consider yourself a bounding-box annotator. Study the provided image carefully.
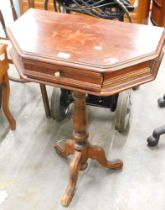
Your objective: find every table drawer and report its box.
[23,60,103,91]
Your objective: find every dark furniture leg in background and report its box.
[158,94,165,107]
[147,125,165,146]
[40,84,51,118]
[147,94,165,146]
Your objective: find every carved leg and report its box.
[40,84,51,118]
[61,151,82,207]
[88,145,123,169]
[56,92,123,206]
[55,139,74,157]
[0,84,2,108]
[2,73,16,130]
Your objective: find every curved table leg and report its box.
[2,73,16,130]
[88,145,123,169]
[61,151,81,206]
[54,139,74,157]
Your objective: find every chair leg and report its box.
[2,73,16,130]
[158,94,165,107]
[147,93,165,146]
[39,84,51,118]
[147,125,165,146]
[0,84,2,109]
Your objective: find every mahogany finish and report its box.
[7,9,165,206]
[151,0,165,27]
[7,9,165,96]
[55,92,122,206]
[134,0,151,24]
[0,43,16,130]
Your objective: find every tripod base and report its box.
[54,92,123,206]
[55,139,123,206]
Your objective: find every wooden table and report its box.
[7,9,165,206]
[0,43,16,130]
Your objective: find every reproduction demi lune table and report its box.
[7,9,165,206]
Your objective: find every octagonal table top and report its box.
[7,9,165,71]
[7,9,165,95]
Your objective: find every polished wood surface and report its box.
[0,43,16,130]
[7,9,165,206]
[128,0,151,24]
[151,0,165,27]
[134,0,151,24]
[8,9,165,96]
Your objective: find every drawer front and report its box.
[101,55,163,96]
[103,61,153,90]
[23,60,103,92]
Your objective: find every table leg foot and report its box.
[88,145,123,169]
[80,161,88,170]
[61,151,81,207]
[2,75,16,130]
[54,139,74,157]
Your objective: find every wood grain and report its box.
[151,0,165,27]
[7,9,165,96]
[7,9,165,206]
[0,43,16,130]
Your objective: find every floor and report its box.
[0,47,165,210]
